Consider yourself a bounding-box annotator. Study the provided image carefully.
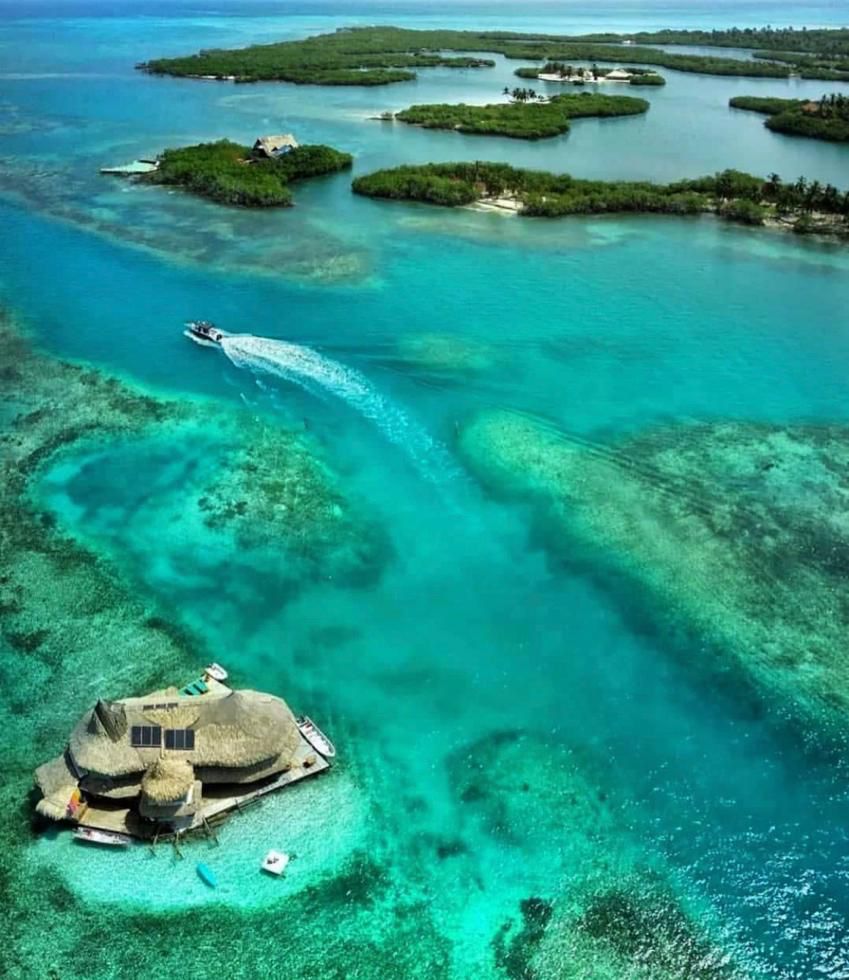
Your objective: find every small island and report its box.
[138,27,495,86]
[516,61,666,86]
[138,137,352,207]
[393,92,648,140]
[352,163,849,237]
[139,25,842,87]
[730,94,849,142]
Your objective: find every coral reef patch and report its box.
[459,408,849,739]
[449,729,739,978]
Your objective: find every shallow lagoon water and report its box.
[4,2,849,978]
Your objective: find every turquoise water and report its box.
[5,3,849,978]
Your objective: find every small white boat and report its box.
[185,320,225,346]
[261,850,290,876]
[296,716,336,759]
[204,662,229,682]
[73,827,133,847]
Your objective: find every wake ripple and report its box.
[221,334,455,482]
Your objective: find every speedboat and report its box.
[185,320,225,345]
[73,827,133,847]
[297,716,336,759]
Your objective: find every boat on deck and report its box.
[296,716,336,759]
[73,827,133,847]
[185,320,225,345]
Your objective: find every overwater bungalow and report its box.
[34,667,333,842]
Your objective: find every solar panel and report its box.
[131,725,162,748]
[164,728,194,751]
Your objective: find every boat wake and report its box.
[220,333,455,481]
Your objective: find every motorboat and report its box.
[185,320,225,345]
[296,716,336,759]
[204,662,229,682]
[261,850,290,876]
[73,827,133,847]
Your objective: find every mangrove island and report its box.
[352,163,849,237]
[138,25,849,87]
[139,138,353,207]
[730,93,849,143]
[393,92,648,140]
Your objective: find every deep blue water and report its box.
[4,3,849,978]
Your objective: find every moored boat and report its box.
[261,850,290,876]
[73,827,133,847]
[296,716,336,759]
[197,862,218,888]
[185,320,225,345]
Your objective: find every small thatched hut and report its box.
[252,134,299,158]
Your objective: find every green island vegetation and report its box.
[457,408,849,742]
[143,140,352,206]
[730,93,849,142]
[393,92,648,140]
[352,162,849,236]
[516,61,666,86]
[138,27,495,85]
[141,25,828,87]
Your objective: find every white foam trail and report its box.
[221,334,455,481]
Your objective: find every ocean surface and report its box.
[4,2,849,978]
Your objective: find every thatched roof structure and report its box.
[65,687,300,778]
[253,133,299,157]
[34,753,79,821]
[142,757,194,804]
[34,676,316,830]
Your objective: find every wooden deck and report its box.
[76,734,329,841]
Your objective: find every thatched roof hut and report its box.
[33,673,326,835]
[252,133,299,158]
[142,757,194,804]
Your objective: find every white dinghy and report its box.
[261,850,290,876]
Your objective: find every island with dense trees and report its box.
[393,92,648,140]
[352,162,849,237]
[139,26,843,87]
[141,141,352,206]
[730,94,849,142]
[515,62,666,85]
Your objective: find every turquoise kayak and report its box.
[197,862,218,888]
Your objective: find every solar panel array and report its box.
[130,725,162,747]
[164,728,196,751]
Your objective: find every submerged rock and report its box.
[395,332,499,379]
[459,408,849,737]
[446,728,742,978]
